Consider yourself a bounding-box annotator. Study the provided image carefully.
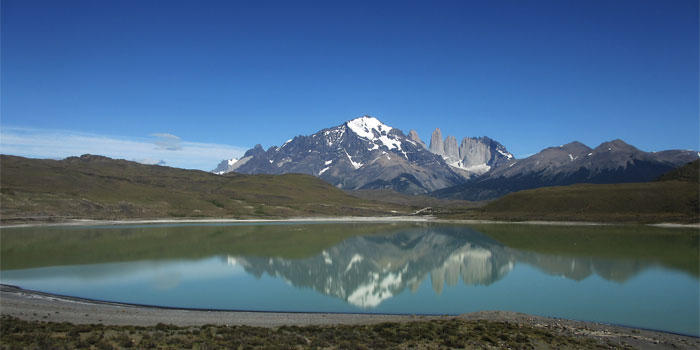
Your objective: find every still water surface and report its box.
[1,222,698,336]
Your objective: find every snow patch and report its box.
[347,272,402,308]
[344,254,364,274]
[319,166,330,175]
[324,160,333,165]
[497,149,514,159]
[344,149,363,169]
[568,154,573,161]
[449,162,490,174]
[322,250,332,265]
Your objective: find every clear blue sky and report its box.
[2,0,698,169]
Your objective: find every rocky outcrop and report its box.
[428,129,514,176]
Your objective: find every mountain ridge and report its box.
[431,139,699,201]
[217,116,469,194]
[214,116,517,194]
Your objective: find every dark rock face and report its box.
[431,140,700,201]
[219,116,467,194]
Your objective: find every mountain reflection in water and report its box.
[2,223,697,335]
[224,226,655,308]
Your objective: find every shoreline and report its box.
[2,216,699,228]
[1,284,697,349]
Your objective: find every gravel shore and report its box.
[2,285,697,349]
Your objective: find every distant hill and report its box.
[656,159,699,183]
[431,140,699,201]
[0,154,407,223]
[439,162,700,224]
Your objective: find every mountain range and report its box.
[215,116,469,194]
[214,116,698,199]
[433,140,699,200]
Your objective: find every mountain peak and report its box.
[407,130,425,148]
[345,116,392,137]
[594,139,637,152]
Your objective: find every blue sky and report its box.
[2,0,698,170]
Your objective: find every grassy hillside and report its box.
[439,161,699,223]
[656,159,699,182]
[0,155,408,223]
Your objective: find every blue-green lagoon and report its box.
[1,222,698,336]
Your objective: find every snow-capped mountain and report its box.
[431,139,700,201]
[428,128,514,177]
[214,116,468,194]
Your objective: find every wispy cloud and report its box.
[0,126,246,171]
[151,133,182,151]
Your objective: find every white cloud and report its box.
[151,133,182,151]
[0,126,246,171]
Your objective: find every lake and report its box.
[1,222,698,336]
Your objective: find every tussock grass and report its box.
[0,316,632,350]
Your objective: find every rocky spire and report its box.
[444,135,460,163]
[429,128,444,156]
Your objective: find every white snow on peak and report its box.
[319,166,330,175]
[347,116,392,138]
[347,116,402,151]
[568,154,573,161]
[324,160,333,165]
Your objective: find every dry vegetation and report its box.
[0,155,408,223]
[0,316,635,350]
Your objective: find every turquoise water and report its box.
[1,222,698,336]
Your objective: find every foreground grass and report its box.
[0,316,630,350]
